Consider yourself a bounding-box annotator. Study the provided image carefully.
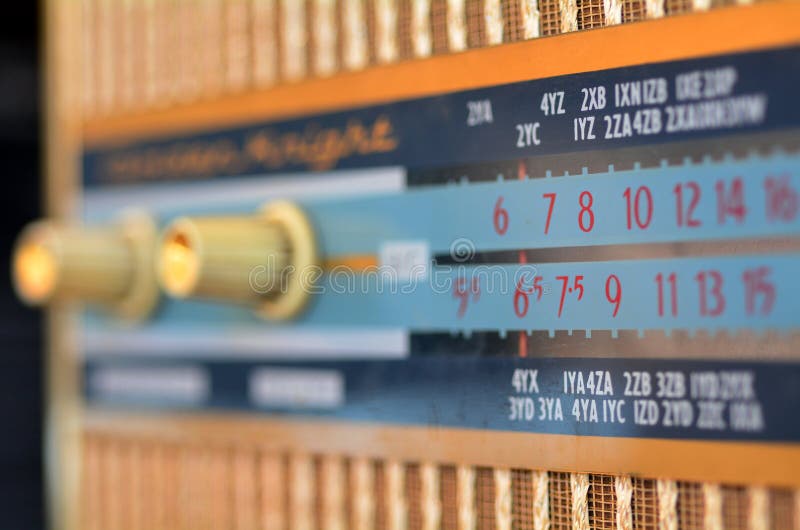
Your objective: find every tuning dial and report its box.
[157,200,318,321]
[11,211,159,320]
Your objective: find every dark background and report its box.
[0,2,45,529]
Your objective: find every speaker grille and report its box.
[70,0,770,118]
[81,430,798,530]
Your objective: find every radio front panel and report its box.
[28,1,800,529]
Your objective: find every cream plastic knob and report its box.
[157,200,318,320]
[12,211,159,320]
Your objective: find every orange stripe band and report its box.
[84,412,800,487]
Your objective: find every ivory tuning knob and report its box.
[157,200,318,321]
[12,211,159,320]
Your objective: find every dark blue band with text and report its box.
[83,47,800,188]
[85,356,800,442]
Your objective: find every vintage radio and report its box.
[16,0,800,529]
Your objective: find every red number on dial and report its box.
[605,274,622,317]
[542,193,557,234]
[674,182,702,228]
[578,191,595,232]
[493,196,509,235]
[655,272,678,317]
[623,186,653,230]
